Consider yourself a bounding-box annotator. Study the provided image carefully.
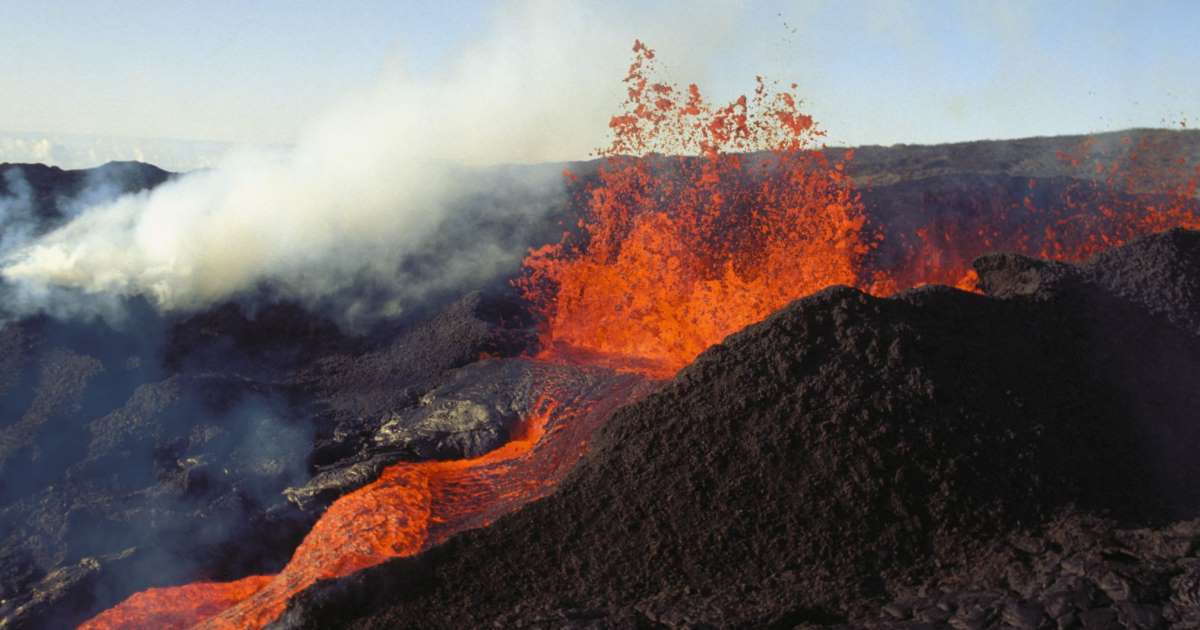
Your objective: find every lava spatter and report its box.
[519,41,872,378]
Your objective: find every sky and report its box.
[1,0,1198,166]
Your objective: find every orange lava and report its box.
[1043,131,1200,258]
[519,41,872,378]
[80,366,641,630]
[77,576,272,630]
[520,43,1200,379]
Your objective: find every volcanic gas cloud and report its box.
[79,41,1200,629]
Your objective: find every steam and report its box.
[0,168,37,253]
[0,2,744,327]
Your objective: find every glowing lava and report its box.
[80,363,644,630]
[519,41,872,378]
[520,44,1200,379]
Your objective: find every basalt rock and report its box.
[285,358,557,514]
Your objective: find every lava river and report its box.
[80,360,649,629]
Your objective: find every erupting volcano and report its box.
[14,30,1200,630]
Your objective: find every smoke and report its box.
[0,1,745,328]
[0,168,37,254]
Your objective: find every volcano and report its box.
[5,77,1200,628]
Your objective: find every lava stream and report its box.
[81,363,645,630]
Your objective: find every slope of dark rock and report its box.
[0,161,172,222]
[822,515,1200,630]
[275,230,1200,629]
[834,128,1200,188]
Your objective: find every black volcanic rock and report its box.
[284,358,559,513]
[370,361,530,459]
[163,301,351,377]
[835,128,1200,188]
[820,515,1200,630]
[299,289,537,469]
[0,161,171,222]
[274,230,1200,629]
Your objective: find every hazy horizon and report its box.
[4,124,1198,173]
[3,1,1198,170]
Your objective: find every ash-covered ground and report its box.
[0,129,1198,629]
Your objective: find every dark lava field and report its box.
[1,129,1200,629]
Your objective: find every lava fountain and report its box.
[519,41,873,378]
[520,47,1200,380]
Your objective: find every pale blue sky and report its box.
[1,0,1197,153]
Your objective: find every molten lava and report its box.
[81,364,644,630]
[520,44,1200,379]
[519,41,872,378]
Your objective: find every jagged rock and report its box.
[373,398,515,460]
[370,360,536,459]
[283,454,400,512]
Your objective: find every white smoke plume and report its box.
[0,1,744,326]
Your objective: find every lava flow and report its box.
[81,363,645,630]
